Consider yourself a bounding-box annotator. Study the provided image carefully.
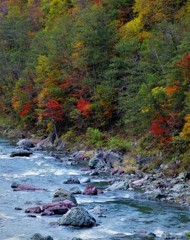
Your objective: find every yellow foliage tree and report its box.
[181,114,190,140]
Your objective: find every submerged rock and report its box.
[11,183,46,191]
[52,188,77,205]
[25,206,42,213]
[59,207,96,227]
[10,149,32,157]
[63,177,80,184]
[30,233,54,240]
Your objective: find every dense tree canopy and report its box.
[0,0,190,159]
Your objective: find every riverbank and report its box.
[3,124,190,209]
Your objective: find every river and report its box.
[0,138,190,240]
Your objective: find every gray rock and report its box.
[59,207,96,227]
[17,139,34,149]
[89,157,105,169]
[52,188,77,205]
[106,181,129,191]
[30,233,54,240]
[104,150,122,166]
[10,149,32,157]
[63,177,80,184]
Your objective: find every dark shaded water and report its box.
[0,138,190,240]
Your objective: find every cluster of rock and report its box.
[70,150,190,208]
[10,139,35,157]
[23,187,97,227]
[105,169,190,207]
[30,232,187,240]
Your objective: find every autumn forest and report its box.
[0,0,190,165]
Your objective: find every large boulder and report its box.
[52,188,77,205]
[10,149,32,157]
[17,139,34,149]
[30,233,53,240]
[58,207,96,227]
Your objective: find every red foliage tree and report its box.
[175,53,190,82]
[176,53,190,70]
[149,117,171,142]
[19,104,32,117]
[94,0,101,5]
[43,98,64,121]
[77,99,92,117]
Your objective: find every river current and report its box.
[0,138,190,240]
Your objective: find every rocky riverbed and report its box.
[1,137,190,240]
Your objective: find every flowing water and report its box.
[0,138,190,240]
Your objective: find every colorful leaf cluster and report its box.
[0,0,190,155]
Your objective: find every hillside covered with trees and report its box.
[0,0,190,168]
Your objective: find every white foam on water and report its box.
[4,236,23,240]
[0,213,15,220]
[154,228,165,236]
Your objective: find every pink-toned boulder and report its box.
[25,200,76,216]
[11,182,46,191]
[41,200,76,215]
[42,206,68,215]
[42,200,76,211]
